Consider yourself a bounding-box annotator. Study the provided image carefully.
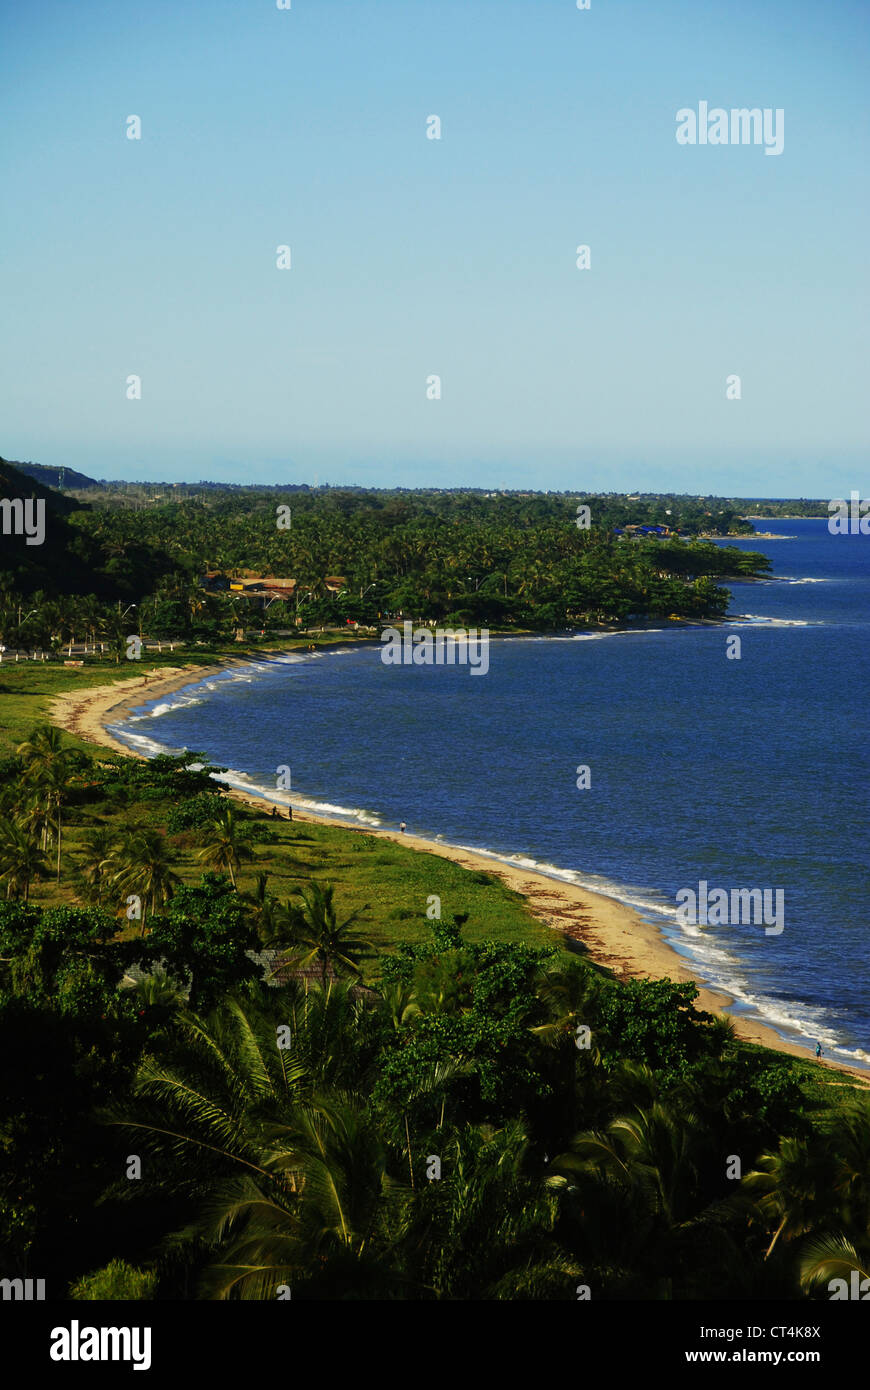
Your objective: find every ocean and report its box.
[111,519,870,1068]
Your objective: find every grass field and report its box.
[47,799,560,973]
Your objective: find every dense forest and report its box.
[0,460,773,646]
[741,500,829,518]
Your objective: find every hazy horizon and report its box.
[0,457,839,503]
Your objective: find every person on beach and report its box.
[400,821,406,833]
[816,1042,823,1060]
[271,806,278,818]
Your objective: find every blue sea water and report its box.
[112,519,870,1067]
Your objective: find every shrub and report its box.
[167,792,227,832]
[69,1259,157,1300]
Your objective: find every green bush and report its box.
[69,1259,157,1300]
[167,792,227,832]
[244,822,280,844]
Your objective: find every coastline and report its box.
[49,660,869,1085]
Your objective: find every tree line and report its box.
[0,466,772,646]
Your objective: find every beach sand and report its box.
[49,661,869,1085]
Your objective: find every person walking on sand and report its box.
[400,821,406,834]
[816,1042,823,1060]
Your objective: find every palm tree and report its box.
[16,722,68,776]
[17,791,54,854]
[74,827,119,904]
[78,595,106,652]
[558,1103,704,1231]
[799,1233,870,1297]
[107,632,127,664]
[378,979,421,1034]
[742,1135,834,1260]
[825,1097,870,1236]
[16,724,75,881]
[195,1096,399,1299]
[0,820,48,902]
[240,871,284,941]
[405,1120,577,1299]
[197,807,254,889]
[282,882,371,983]
[551,1100,744,1298]
[104,992,405,1299]
[791,1100,870,1293]
[111,827,181,932]
[530,961,603,1054]
[40,758,73,883]
[125,966,188,1010]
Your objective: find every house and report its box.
[201,572,297,609]
[254,950,378,997]
[621,524,673,538]
[201,571,230,592]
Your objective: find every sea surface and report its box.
[111,519,870,1068]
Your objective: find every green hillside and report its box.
[7,459,100,490]
[0,457,173,602]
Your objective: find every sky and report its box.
[1,0,868,495]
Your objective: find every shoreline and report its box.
[49,659,869,1085]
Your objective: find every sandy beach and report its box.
[49,661,869,1084]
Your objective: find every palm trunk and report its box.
[764,1214,788,1261]
[55,805,62,883]
[404,1113,416,1191]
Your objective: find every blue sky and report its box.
[1,0,868,494]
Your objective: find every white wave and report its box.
[293,797,383,826]
[145,696,205,718]
[726,615,814,627]
[510,628,673,645]
[106,726,185,758]
[121,649,333,720]
[211,768,383,827]
[700,981,870,1068]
